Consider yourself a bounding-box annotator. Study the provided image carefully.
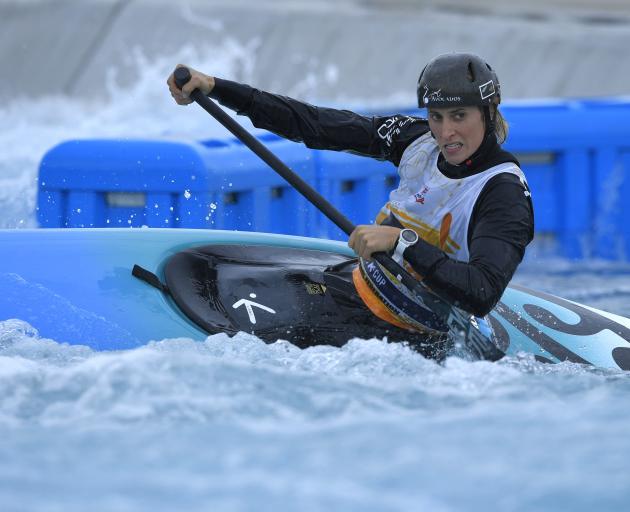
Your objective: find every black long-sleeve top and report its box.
[209,78,534,317]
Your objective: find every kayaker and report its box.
[167,53,534,334]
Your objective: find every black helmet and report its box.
[417,53,501,109]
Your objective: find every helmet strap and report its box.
[483,106,496,136]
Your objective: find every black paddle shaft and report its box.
[173,67,426,297]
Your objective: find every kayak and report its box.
[2,228,630,370]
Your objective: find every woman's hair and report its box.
[493,106,509,144]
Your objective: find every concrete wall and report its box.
[3,0,630,103]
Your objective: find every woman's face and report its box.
[428,106,485,165]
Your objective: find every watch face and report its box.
[401,229,418,244]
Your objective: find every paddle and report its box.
[172,68,423,289]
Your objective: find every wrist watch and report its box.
[392,228,419,264]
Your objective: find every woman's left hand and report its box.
[348,225,402,260]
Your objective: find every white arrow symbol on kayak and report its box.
[232,293,276,324]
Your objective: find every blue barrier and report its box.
[39,138,214,229]
[37,98,630,259]
[38,136,317,234]
[499,101,630,260]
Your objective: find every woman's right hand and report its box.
[166,64,215,105]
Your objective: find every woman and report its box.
[167,53,534,338]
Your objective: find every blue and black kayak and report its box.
[2,228,630,370]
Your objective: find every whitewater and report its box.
[1,48,630,511]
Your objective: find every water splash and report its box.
[0,323,627,430]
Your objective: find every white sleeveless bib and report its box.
[377,132,527,261]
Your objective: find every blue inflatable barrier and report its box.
[38,137,318,235]
[39,138,218,229]
[37,98,630,259]
[500,100,630,260]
